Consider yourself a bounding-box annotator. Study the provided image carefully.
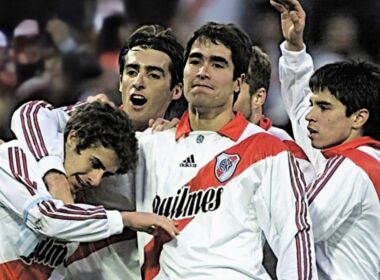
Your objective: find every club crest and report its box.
[215,153,240,183]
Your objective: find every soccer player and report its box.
[11,24,185,279]
[0,102,178,280]
[271,0,380,278]
[136,22,316,279]
[233,45,315,278]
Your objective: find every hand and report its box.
[148,117,180,132]
[270,0,306,51]
[44,170,74,204]
[121,212,179,238]
[0,139,4,145]
[86,93,115,107]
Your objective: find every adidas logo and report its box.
[179,154,197,167]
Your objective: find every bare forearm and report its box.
[43,170,74,204]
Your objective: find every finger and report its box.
[169,118,180,127]
[289,10,300,22]
[158,220,180,238]
[270,0,287,13]
[155,124,163,132]
[282,0,304,13]
[148,119,155,128]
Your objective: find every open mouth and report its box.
[130,94,147,106]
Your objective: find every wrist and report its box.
[285,40,304,52]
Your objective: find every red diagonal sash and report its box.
[142,133,288,279]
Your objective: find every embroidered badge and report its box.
[214,153,240,183]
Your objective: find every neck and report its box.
[188,104,234,131]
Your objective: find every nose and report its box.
[133,73,145,90]
[305,107,316,122]
[196,64,210,79]
[88,169,104,187]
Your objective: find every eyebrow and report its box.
[145,65,165,76]
[125,63,139,70]
[188,52,229,65]
[125,64,165,75]
[310,99,333,107]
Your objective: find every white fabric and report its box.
[10,101,141,279]
[279,42,380,279]
[0,140,124,278]
[136,114,317,279]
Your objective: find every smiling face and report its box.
[183,38,241,115]
[305,89,359,149]
[119,46,181,131]
[64,131,120,193]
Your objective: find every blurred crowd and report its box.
[0,0,379,140]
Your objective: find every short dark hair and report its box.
[64,102,138,173]
[184,22,252,80]
[118,24,184,89]
[309,60,380,140]
[247,46,271,94]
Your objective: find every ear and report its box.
[233,74,245,94]
[352,108,369,130]
[251,88,267,109]
[170,83,183,101]
[66,130,77,149]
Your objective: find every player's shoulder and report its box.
[243,123,289,156]
[267,125,293,141]
[137,127,176,148]
[0,140,31,155]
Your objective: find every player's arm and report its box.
[11,100,86,204]
[256,146,317,279]
[0,144,178,243]
[271,0,324,168]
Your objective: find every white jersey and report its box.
[11,101,141,280]
[136,111,317,280]
[0,140,124,280]
[279,42,380,279]
[259,115,314,185]
[278,42,326,171]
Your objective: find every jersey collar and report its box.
[175,111,249,142]
[258,115,272,131]
[322,136,380,158]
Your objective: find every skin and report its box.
[270,0,306,52]
[233,82,266,125]
[183,38,242,131]
[59,130,180,237]
[306,89,366,149]
[271,0,369,150]
[64,130,120,193]
[119,46,182,131]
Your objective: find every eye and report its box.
[212,62,224,69]
[91,159,102,169]
[149,72,161,79]
[188,58,200,65]
[125,69,137,77]
[318,104,329,111]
